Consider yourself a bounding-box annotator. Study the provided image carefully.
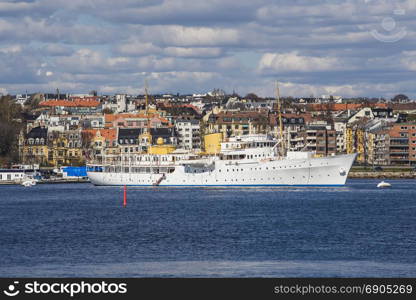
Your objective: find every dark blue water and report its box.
[0,179,415,277]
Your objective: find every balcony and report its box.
[290,137,304,142]
[390,150,409,154]
[389,155,409,160]
[390,138,408,142]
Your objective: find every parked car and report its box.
[373,166,383,171]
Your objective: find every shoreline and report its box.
[348,172,416,179]
[0,179,90,185]
[1,173,414,185]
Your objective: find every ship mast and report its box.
[145,79,149,121]
[143,79,152,154]
[144,79,151,132]
[275,81,285,156]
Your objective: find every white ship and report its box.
[87,134,357,187]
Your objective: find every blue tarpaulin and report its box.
[62,166,87,177]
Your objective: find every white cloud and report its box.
[1,0,416,97]
[140,25,241,47]
[400,51,416,71]
[114,42,161,56]
[163,47,223,58]
[0,45,22,54]
[258,52,351,73]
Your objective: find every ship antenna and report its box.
[276,81,285,156]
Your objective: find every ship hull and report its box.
[87,154,357,187]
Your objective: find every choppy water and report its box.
[0,179,415,277]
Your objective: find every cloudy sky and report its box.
[1,0,416,97]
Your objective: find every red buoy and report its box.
[123,185,127,207]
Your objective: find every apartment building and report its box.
[388,123,416,165]
[175,119,201,151]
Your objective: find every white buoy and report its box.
[377,181,391,188]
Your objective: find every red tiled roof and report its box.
[104,113,168,126]
[306,103,388,111]
[82,129,117,142]
[69,96,99,102]
[40,99,100,107]
[104,113,142,123]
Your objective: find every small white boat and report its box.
[377,181,391,188]
[21,179,37,187]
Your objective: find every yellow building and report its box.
[346,124,366,163]
[204,111,269,137]
[82,129,117,163]
[21,127,49,166]
[365,131,376,164]
[345,127,354,155]
[47,129,84,166]
[148,137,176,155]
[357,129,365,163]
[203,133,223,154]
[48,135,69,166]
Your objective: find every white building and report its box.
[347,107,374,124]
[15,94,30,106]
[175,119,201,151]
[116,94,127,113]
[334,120,347,153]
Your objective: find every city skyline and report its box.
[1,0,416,98]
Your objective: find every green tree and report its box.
[392,94,409,103]
[244,93,260,101]
[102,107,114,114]
[0,96,23,164]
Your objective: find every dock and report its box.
[0,178,90,185]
